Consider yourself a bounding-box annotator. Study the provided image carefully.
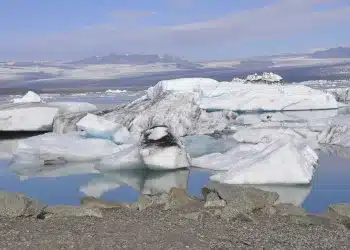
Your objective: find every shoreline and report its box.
[1,184,349,249]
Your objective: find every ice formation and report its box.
[105,89,127,94]
[0,105,60,131]
[48,102,97,114]
[12,91,43,103]
[140,126,191,170]
[245,72,283,83]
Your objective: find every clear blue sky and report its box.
[0,0,349,61]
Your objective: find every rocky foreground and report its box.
[0,184,349,249]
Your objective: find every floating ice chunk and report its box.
[48,102,97,114]
[200,84,338,111]
[0,104,60,131]
[317,115,350,147]
[76,113,120,139]
[12,91,43,103]
[12,132,122,166]
[194,129,318,184]
[146,78,219,99]
[11,162,99,181]
[105,89,127,94]
[97,144,143,171]
[140,126,191,170]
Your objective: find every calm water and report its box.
[0,150,350,214]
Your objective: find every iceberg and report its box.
[140,126,191,170]
[105,89,127,94]
[0,104,60,131]
[12,91,43,103]
[11,132,123,166]
[76,113,121,139]
[193,129,318,184]
[245,72,283,83]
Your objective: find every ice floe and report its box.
[317,115,350,147]
[105,89,127,94]
[12,91,43,103]
[11,132,123,167]
[193,129,318,184]
[0,104,60,131]
[245,72,283,83]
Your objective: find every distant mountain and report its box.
[69,53,201,69]
[310,47,350,58]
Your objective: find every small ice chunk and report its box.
[12,91,43,103]
[76,113,120,139]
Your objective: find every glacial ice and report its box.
[317,115,350,147]
[105,89,127,94]
[193,129,318,184]
[140,126,191,170]
[12,91,43,103]
[245,72,283,83]
[76,113,121,139]
[0,104,60,131]
[11,132,123,167]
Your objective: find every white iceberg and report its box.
[48,102,97,114]
[11,132,123,166]
[193,129,318,184]
[246,72,283,83]
[140,126,191,170]
[0,104,60,131]
[12,91,43,103]
[76,113,120,139]
[105,89,127,94]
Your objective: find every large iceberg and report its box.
[192,129,318,184]
[12,91,43,103]
[0,104,60,131]
[145,77,338,112]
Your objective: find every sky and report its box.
[0,0,349,61]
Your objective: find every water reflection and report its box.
[81,169,189,197]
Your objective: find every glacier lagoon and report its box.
[1,73,350,214]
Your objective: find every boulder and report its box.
[164,187,198,210]
[0,191,46,218]
[324,203,350,227]
[80,196,130,209]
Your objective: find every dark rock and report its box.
[164,188,198,210]
[274,203,307,216]
[132,193,168,211]
[202,187,226,208]
[324,203,350,227]
[0,191,46,218]
[206,183,279,213]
